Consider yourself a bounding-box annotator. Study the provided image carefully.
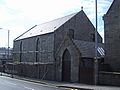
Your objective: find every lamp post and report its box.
[8,30,10,61]
[0,28,10,61]
[95,0,98,85]
[0,28,10,75]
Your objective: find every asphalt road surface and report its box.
[0,76,67,90]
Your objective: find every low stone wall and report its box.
[99,71,120,86]
[5,63,55,81]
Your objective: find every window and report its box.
[91,34,95,42]
[20,42,22,62]
[36,38,39,62]
[68,29,74,39]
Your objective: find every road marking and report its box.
[24,86,35,90]
[6,82,17,86]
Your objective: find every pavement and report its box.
[0,75,65,90]
[1,72,120,90]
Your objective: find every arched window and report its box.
[91,34,95,42]
[68,29,74,39]
[20,42,22,62]
[36,38,39,62]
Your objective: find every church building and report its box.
[12,9,103,84]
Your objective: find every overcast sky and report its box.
[0,0,113,48]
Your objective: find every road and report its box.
[0,76,67,90]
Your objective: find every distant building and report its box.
[0,47,12,61]
[103,0,120,71]
[13,10,103,84]
[100,0,120,86]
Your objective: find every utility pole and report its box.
[8,30,10,61]
[0,28,10,59]
[95,0,98,85]
[0,28,10,76]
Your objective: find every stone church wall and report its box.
[13,33,54,63]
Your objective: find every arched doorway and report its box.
[62,49,71,82]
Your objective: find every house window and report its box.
[91,34,95,42]
[68,29,74,39]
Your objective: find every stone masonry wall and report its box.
[104,0,120,71]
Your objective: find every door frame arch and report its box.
[55,36,81,82]
[62,48,71,82]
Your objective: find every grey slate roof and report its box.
[73,40,104,58]
[15,12,78,40]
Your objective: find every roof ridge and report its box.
[105,0,116,15]
[37,11,79,26]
